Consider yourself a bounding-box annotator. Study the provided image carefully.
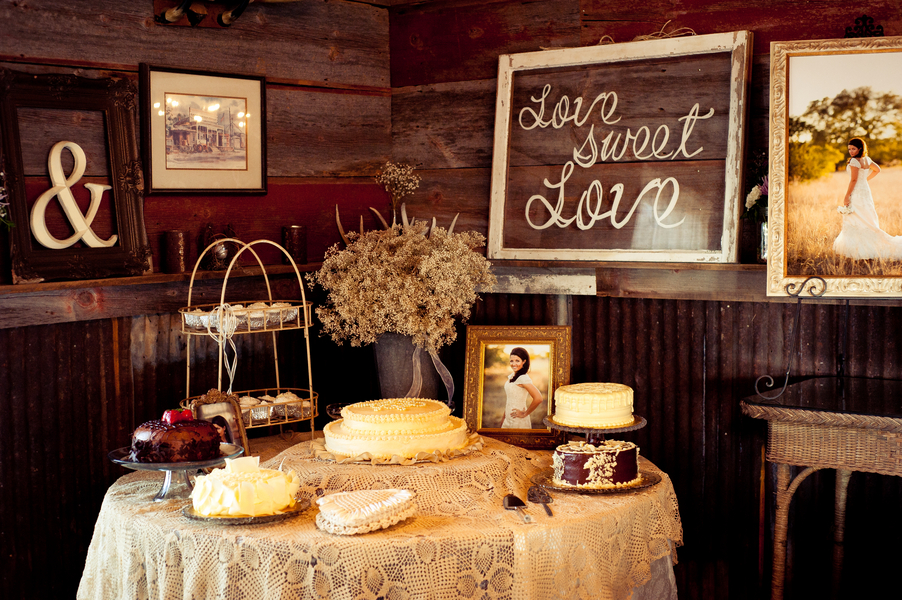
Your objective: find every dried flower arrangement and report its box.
[307,215,496,355]
[375,162,421,215]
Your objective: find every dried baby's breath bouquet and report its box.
[375,162,420,214]
[308,221,495,355]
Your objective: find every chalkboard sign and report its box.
[488,31,752,263]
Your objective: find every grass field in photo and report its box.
[786,165,902,276]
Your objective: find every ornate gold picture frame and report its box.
[463,325,570,449]
[191,392,250,457]
[768,36,902,297]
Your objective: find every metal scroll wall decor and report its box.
[755,277,832,400]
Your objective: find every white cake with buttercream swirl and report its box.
[190,456,301,517]
[323,398,470,459]
[552,383,634,428]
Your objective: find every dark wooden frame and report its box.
[140,64,267,195]
[0,68,151,284]
[463,325,570,449]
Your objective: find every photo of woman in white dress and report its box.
[833,137,902,260]
[499,347,544,429]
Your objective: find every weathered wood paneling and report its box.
[397,167,492,238]
[266,87,391,177]
[0,0,390,89]
[392,79,497,169]
[390,0,582,87]
[580,0,902,54]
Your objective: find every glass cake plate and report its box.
[530,468,662,495]
[182,497,310,525]
[108,443,244,502]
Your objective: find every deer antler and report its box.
[335,203,460,245]
[335,205,350,245]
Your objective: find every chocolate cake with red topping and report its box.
[129,419,221,463]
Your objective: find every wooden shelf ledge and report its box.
[0,263,321,330]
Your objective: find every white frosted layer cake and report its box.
[323,398,470,459]
[553,383,634,428]
[190,456,301,517]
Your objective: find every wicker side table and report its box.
[742,392,902,600]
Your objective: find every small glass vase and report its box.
[757,220,768,263]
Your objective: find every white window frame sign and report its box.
[488,31,752,263]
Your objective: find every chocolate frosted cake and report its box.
[130,419,221,463]
[552,440,640,489]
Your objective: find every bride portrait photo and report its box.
[783,50,902,278]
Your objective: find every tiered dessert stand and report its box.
[533,413,661,494]
[542,414,647,445]
[110,239,320,501]
[179,238,319,437]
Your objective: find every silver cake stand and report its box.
[108,443,244,502]
[543,415,647,444]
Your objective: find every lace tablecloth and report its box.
[78,437,682,600]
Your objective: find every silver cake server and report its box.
[527,485,553,516]
[503,494,533,523]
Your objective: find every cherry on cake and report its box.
[323,398,470,460]
[552,383,634,428]
[552,440,641,488]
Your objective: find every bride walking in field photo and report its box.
[832,137,902,260]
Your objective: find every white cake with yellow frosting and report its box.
[323,398,470,459]
[552,383,634,428]
[190,456,301,517]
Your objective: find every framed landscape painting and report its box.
[140,64,266,195]
[768,36,902,297]
[463,325,570,449]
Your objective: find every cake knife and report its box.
[503,494,534,523]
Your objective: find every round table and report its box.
[78,437,682,600]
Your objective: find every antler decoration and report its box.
[335,203,458,245]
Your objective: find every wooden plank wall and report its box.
[0,0,392,279]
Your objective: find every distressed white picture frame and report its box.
[488,31,752,263]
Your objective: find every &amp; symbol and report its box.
[30,140,119,249]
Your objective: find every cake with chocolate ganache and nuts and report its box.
[322,398,470,459]
[552,440,641,489]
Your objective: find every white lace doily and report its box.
[311,432,484,465]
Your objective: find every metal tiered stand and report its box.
[532,414,661,494]
[542,414,648,444]
[109,239,318,501]
[179,239,318,438]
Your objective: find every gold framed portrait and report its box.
[768,35,902,296]
[463,325,570,449]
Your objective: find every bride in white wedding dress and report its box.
[832,137,902,260]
